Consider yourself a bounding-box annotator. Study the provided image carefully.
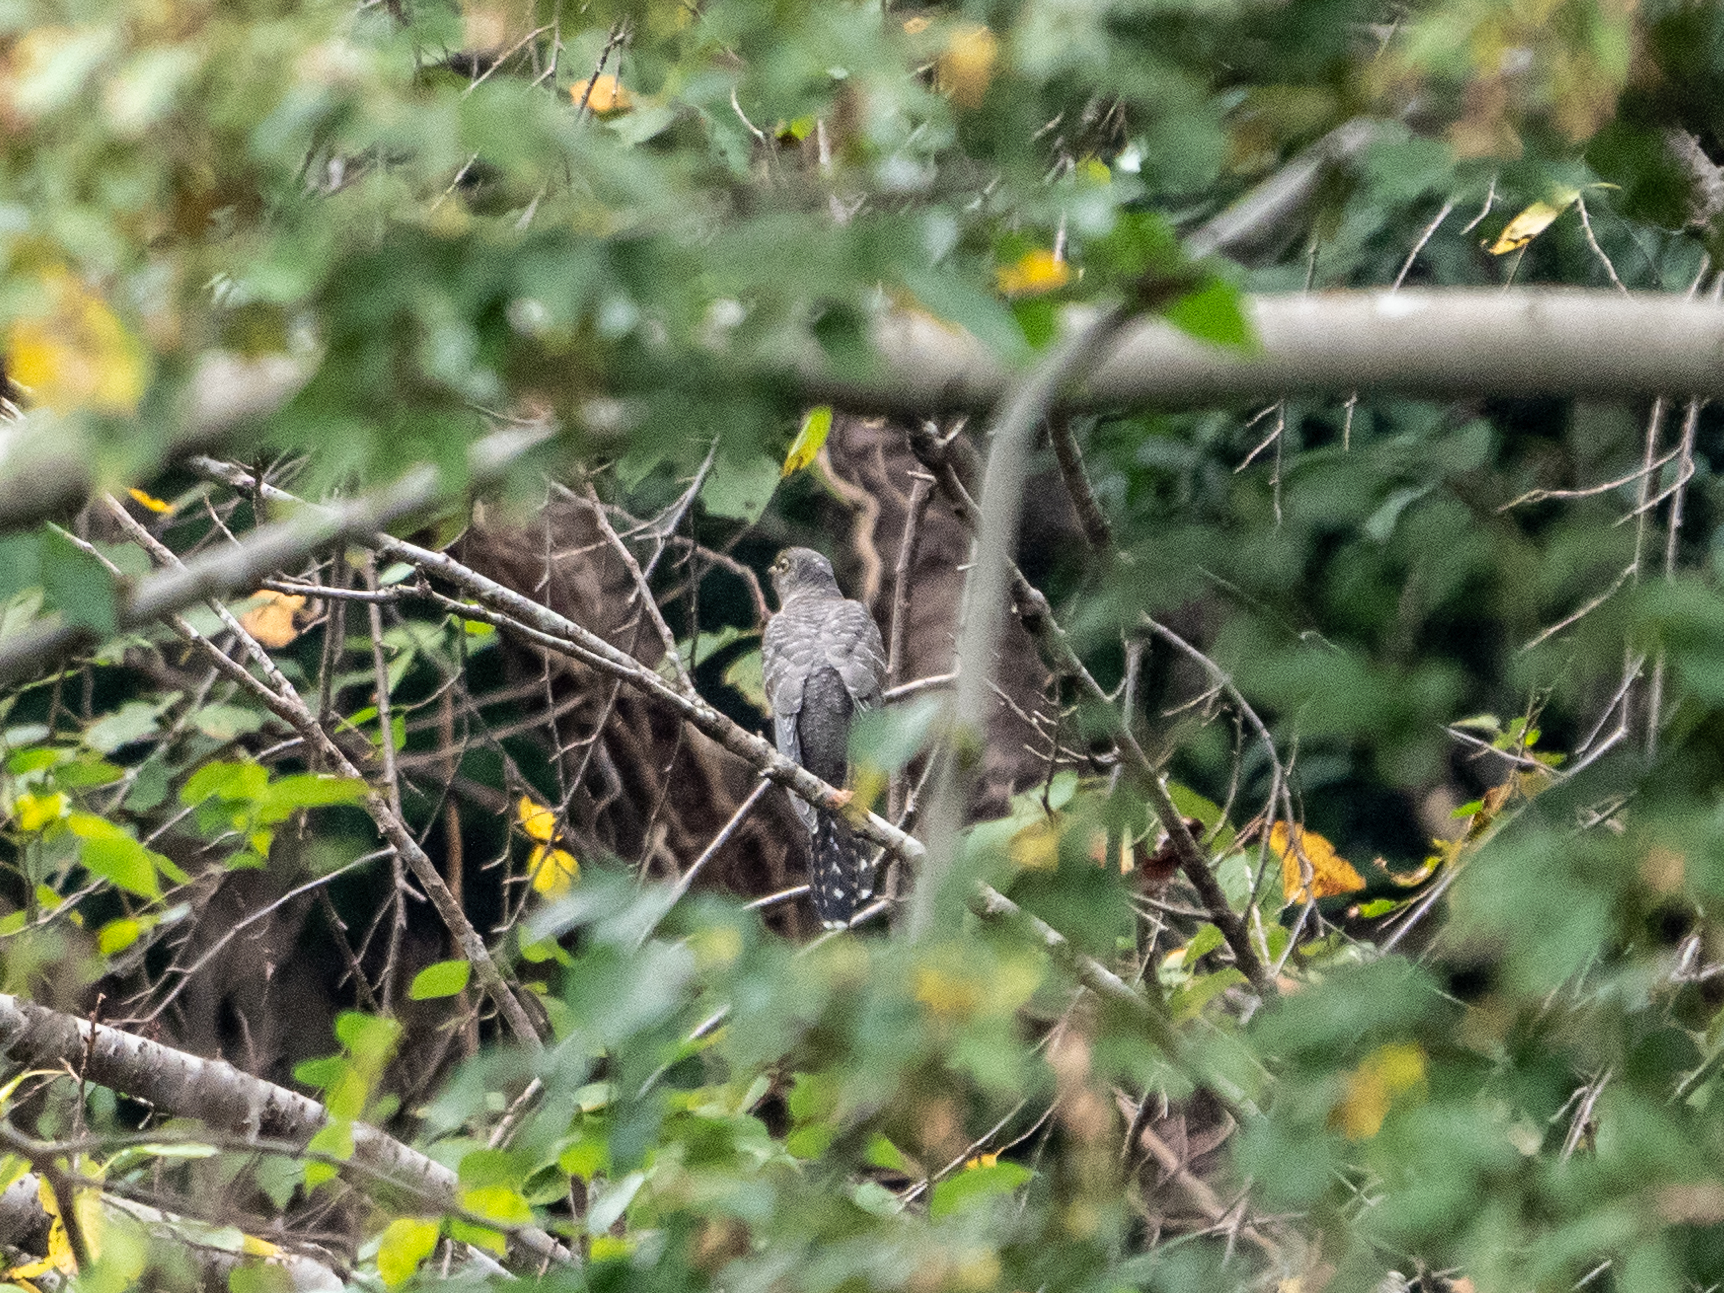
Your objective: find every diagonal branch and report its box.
[184,459,926,867]
[906,421,1273,995]
[94,497,545,1051]
[911,305,1129,941]
[0,428,551,687]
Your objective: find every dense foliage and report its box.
[4,0,1724,1291]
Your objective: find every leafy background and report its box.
[2,0,1724,1290]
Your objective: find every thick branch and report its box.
[0,994,570,1269]
[910,306,1127,940]
[803,290,1724,415]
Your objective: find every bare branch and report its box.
[803,290,1724,415]
[0,428,551,686]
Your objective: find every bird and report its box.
[761,547,888,929]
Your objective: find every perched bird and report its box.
[762,547,887,929]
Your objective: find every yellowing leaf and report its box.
[12,792,66,832]
[1486,195,1576,255]
[126,487,172,514]
[517,796,558,843]
[938,23,997,109]
[963,1152,998,1170]
[1271,823,1365,904]
[995,250,1073,297]
[97,917,142,956]
[239,591,306,649]
[529,845,579,897]
[6,269,146,416]
[902,16,931,34]
[914,965,982,1019]
[1331,1042,1426,1139]
[570,74,632,115]
[376,1217,440,1288]
[782,406,833,477]
[1008,816,1061,870]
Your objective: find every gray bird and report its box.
[762,547,887,929]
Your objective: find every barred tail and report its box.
[810,812,875,930]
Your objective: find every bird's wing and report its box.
[763,609,816,829]
[825,600,887,712]
[763,613,805,718]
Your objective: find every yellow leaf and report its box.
[126,488,172,514]
[1485,195,1576,255]
[376,1217,440,1287]
[914,965,982,1020]
[781,406,833,477]
[995,250,1073,297]
[963,1152,998,1170]
[1331,1043,1426,1139]
[902,15,931,34]
[5,269,147,416]
[517,796,558,843]
[28,1177,79,1275]
[938,23,997,109]
[239,590,306,649]
[1271,823,1365,904]
[529,844,579,897]
[12,793,66,833]
[570,74,632,115]
[1008,816,1061,870]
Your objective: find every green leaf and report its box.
[192,703,266,742]
[39,525,117,635]
[1085,210,1184,286]
[701,449,780,523]
[1167,966,1246,1021]
[928,1161,1033,1219]
[293,1056,344,1090]
[866,1134,910,1173]
[305,1120,353,1189]
[97,917,144,955]
[376,1217,441,1288]
[459,1184,533,1226]
[1163,277,1255,350]
[80,833,163,899]
[229,1260,294,1293]
[409,959,471,1000]
[182,761,269,806]
[1185,923,1224,960]
[83,700,164,754]
[258,773,368,819]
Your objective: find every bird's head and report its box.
[769,547,841,604]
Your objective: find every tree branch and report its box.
[905,422,1273,995]
[0,428,550,687]
[183,459,927,867]
[910,305,1128,940]
[0,993,571,1269]
[801,289,1724,415]
[0,350,310,534]
[94,497,546,1051]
